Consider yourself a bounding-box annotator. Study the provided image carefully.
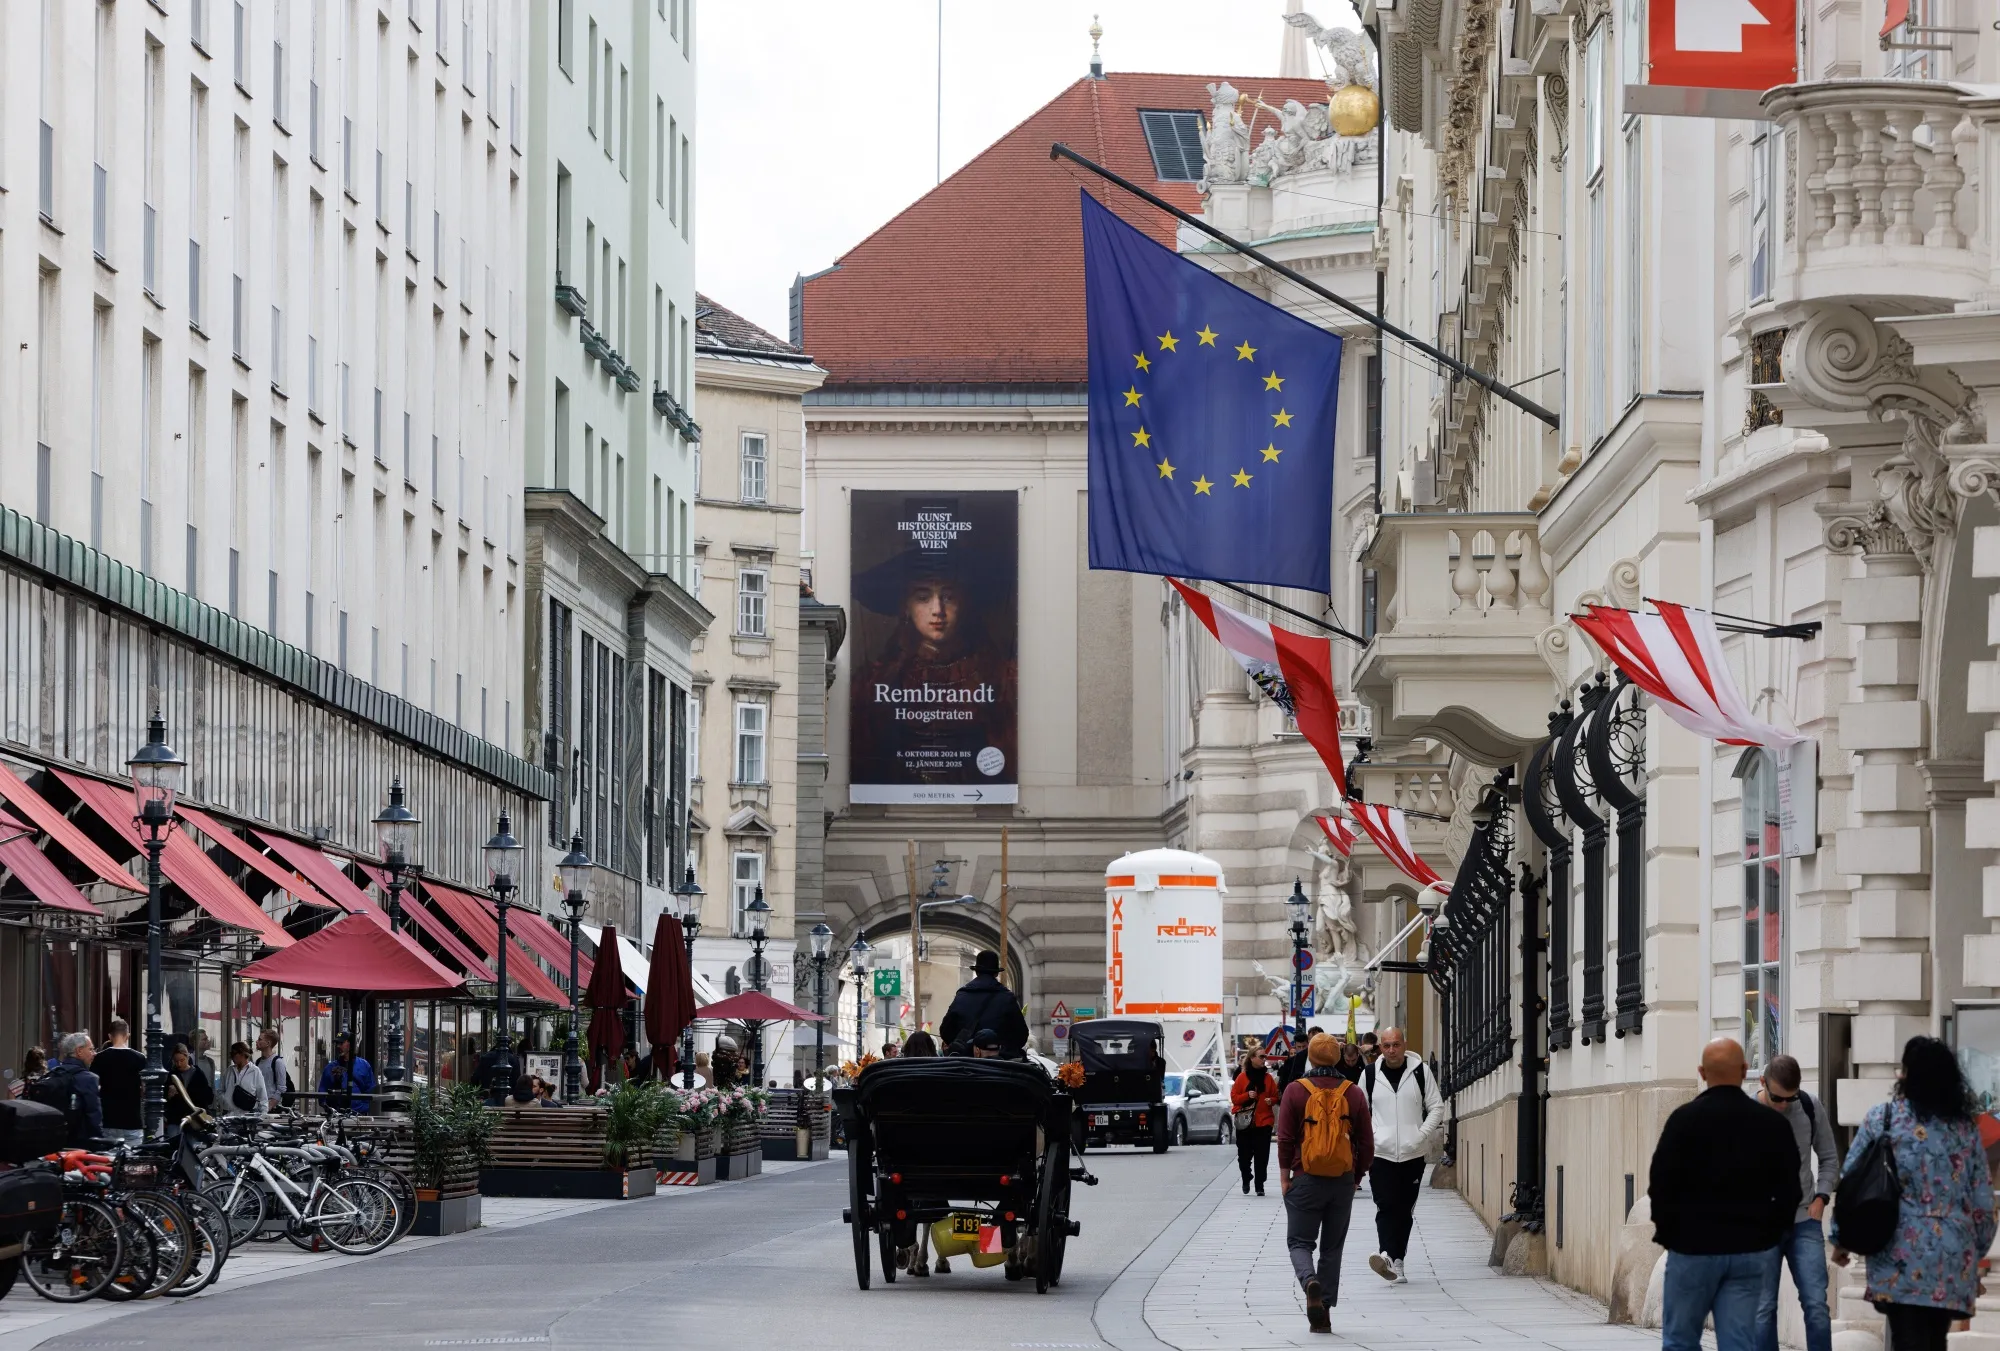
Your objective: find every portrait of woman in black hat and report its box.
[848,492,1018,796]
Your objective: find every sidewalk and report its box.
[0,1160,821,1350]
[1139,1174,1657,1351]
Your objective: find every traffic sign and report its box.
[872,969,902,999]
[1293,948,1315,973]
[1076,1007,1096,1017]
[1298,988,1316,1018]
[1051,1000,1070,1020]
[1051,999,1073,1043]
[1265,1027,1294,1057]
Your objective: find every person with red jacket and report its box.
[1232,1045,1282,1195]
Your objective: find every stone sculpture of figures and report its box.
[1200,80,1249,188]
[1283,11,1379,91]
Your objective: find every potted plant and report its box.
[599,1080,671,1197]
[410,1081,494,1235]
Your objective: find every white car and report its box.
[1164,1070,1234,1145]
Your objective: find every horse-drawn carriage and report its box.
[832,1058,1090,1293]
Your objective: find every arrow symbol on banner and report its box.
[1676,0,1771,51]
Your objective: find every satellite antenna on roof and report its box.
[1089,14,1104,79]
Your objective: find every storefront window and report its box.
[1740,749,1784,1067]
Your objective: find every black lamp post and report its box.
[848,932,872,1066]
[743,886,772,1085]
[808,923,832,1094]
[372,778,420,1087]
[670,865,704,1089]
[1285,878,1312,1038]
[126,712,186,1144]
[557,834,592,1103]
[482,811,523,1098]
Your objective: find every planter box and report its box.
[716,1148,762,1180]
[479,1166,657,1199]
[656,1153,716,1187]
[761,1130,830,1162]
[697,1127,722,1159]
[413,1193,482,1236]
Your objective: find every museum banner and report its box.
[848,491,1018,805]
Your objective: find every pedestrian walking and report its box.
[1647,1037,1802,1351]
[1278,1025,1325,1091]
[255,1029,292,1106]
[1362,1026,1446,1283]
[216,1041,269,1114]
[1831,1036,1996,1351]
[1231,1045,1281,1195]
[1754,1054,1838,1351]
[1335,1039,1366,1085]
[1359,1030,1380,1065]
[1276,1032,1374,1334]
[27,1032,104,1144]
[93,1018,147,1146]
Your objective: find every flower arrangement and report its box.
[838,1053,880,1080]
[723,1085,771,1125]
[668,1084,728,1131]
[1056,1061,1086,1089]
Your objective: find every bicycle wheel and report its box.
[201,1177,267,1248]
[310,1179,400,1257]
[97,1205,160,1303]
[357,1164,417,1243]
[20,1197,126,1302]
[126,1193,198,1296]
[165,1189,230,1297]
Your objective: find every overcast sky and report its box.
[695,1,1359,339]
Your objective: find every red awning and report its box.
[57,772,292,947]
[464,887,592,989]
[0,761,141,893]
[238,913,463,994]
[421,884,571,1006]
[0,807,103,915]
[178,807,338,910]
[1882,0,1911,36]
[253,833,388,921]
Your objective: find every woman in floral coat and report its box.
[1833,1036,1996,1351]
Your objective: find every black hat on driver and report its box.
[974,950,1000,976]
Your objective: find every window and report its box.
[1739,749,1784,1068]
[1623,122,1642,402]
[1885,0,1944,80]
[545,599,573,846]
[734,701,766,784]
[740,432,767,503]
[1747,127,1776,305]
[737,568,768,637]
[557,0,573,73]
[732,852,764,939]
[1138,110,1205,181]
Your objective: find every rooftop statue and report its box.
[1282,11,1379,92]
[1200,80,1250,188]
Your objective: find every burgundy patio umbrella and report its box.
[643,913,697,1080]
[582,922,629,1091]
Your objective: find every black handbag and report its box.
[1834,1130,1903,1256]
[0,1099,66,1165]
[231,1083,259,1112]
[0,1163,64,1237]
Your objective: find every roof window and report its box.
[1139,110,1206,182]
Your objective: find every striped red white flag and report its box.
[1571,601,1805,749]
[1314,812,1357,857]
[1170,578,1347,796]
[1350,802,1449,893]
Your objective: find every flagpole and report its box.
[1205,578,1368,646]
[1050,142,1563,431]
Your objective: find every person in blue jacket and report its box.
[317,1031,377,1113]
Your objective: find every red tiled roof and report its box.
[801,72,1330,388]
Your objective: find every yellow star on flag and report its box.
[1192,475,1215,496]
[1235,341,1257,361]
[1158,331,1179,352]
[1263,371,1285,392]
[1272,409,1293,428]
[1134,352,1152,372]
[1123,386,1142,407]
[1157,458,1175,479]
[1261,443,1282,462]
[1196,325,1218,346]
[1231,468,1253,487]
[1132,427,1152,448]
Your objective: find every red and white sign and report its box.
[1105,848,1226,1018]
[1631,0,1797,121]
[1051,999,1073,1042]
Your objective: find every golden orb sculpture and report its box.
[1330,83,1381,138]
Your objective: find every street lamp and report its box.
[744,886,772,1085]
[127,712,185,1143]
[1285,878,1312,1038]
[670,865,704,1089]
[557,834,593,1103]
[808,923,833,1094]
[482,811,523,1100]
[848,931,873,1066]
[371,779,421,1088]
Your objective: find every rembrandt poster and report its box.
[849,491,1018,805]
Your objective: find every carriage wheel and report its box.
[847,1141,872,1291]
[879,1224,899,1283]
[1034,1135,1073,1293]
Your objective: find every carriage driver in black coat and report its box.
[939,951,1029,1057]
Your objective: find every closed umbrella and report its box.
[644,913,696,1080]
[582,922,628,1090]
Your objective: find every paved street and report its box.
[0,1148,1653,1351]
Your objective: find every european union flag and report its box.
[1082,191,1343,592]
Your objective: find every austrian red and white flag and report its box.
[1350,802,1449,894]
[1571,601,1806,749]
[1314,811,1357,858]
[1170,578,1347,795]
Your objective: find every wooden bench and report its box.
[478,1106,655,1199]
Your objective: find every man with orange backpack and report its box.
[1275,1033,1375,1334]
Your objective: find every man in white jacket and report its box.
[1363,1027,1446,1283]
